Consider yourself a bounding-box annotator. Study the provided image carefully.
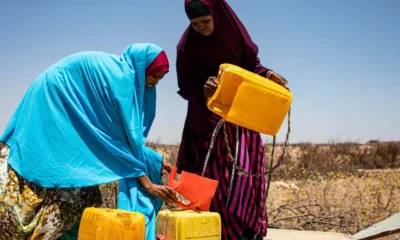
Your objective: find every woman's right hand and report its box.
[145,184,179,205]
[203,76,218,98]
[137,175,178,204]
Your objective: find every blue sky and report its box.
[1,0,399,144]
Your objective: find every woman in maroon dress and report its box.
[176,0,288,239]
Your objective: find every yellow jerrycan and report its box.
[156,210,221,240]
[78,207,146,240]
[207,64,293,136]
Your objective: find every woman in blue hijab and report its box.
[0,43,177,240]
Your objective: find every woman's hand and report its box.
[203,76,218,98]
[145,184,179,205]
[137,175,178,204]
[268,71,289,90]
[161,159,173,176]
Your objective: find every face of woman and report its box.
[190,15,214,36]
[145,72,166,89]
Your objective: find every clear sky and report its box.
[1,0,399,144]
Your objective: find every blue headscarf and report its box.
[1,43,166,240]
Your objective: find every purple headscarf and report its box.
[177,0,270,99]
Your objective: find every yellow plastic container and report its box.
[207,64,293,136]
[78,207,145,240]
[156,210,221,240]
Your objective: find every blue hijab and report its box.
[1,43,165,240]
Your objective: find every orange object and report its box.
[168,168,218,211]
[156,234,166,240]
[207,64,293,136]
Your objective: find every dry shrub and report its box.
[99,181,119,209]
[146,141,179,166]
[375,142,400,168]
[267,141,400,180]
[267,170,400,234]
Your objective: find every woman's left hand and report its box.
[161,159,173,176]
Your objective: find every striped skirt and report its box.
[204,114,267,239]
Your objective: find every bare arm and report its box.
[137,175,178,204]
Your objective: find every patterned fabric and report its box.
[204,114,267,239]
[0,146,102,240]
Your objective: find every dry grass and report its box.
[98,141,400,234]
[267,170,400,234]
[265,141,400,180]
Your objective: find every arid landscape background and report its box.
[100,140,400,235]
